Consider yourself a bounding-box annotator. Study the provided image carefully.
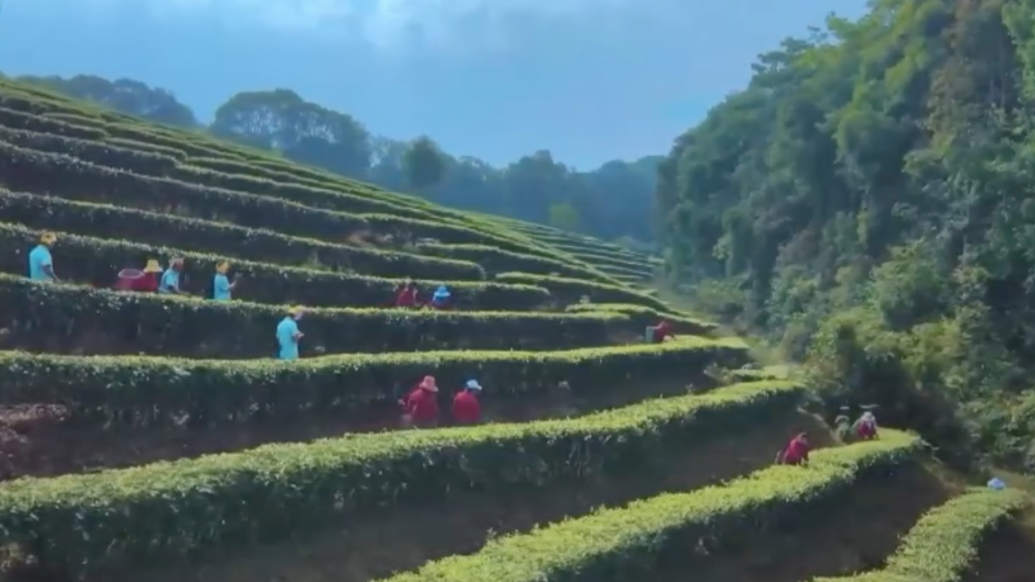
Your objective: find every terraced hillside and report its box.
[0,78,1031,582]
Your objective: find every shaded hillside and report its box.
[656,0,1035,470]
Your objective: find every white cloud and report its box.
[74,0,634,50]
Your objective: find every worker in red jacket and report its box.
[394,280,419,308]
[777,432,811,466]
[114,259,162,293]
[652,320,676,343]
[854,411,879,440]
[452,379,483,425]
[400,375,439,428]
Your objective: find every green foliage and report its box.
[564,302,717,335]
[811,488,1029,582]
[495,272,673,311]
[0,222,549,310]
[415,241,615,282]
[13,75,659,242]
[655,0,1035,469]
[0,275,630,358]
[0,336,748,427]
[403,135,447,190]
[0,380,795,578]
[379,432,920,582]
[0,188,486,281]
[547,201,581,231]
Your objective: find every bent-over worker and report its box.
[854,411,879,440]
[651,320,676,343]
[778,432,811,466]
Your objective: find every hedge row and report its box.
[0,138,580,269]
[379,432,922,582]
[0,123,179,175]
[0,106,107,140]
[0,275,624,358]
[0,84,607,268]
[565,302,717,335]
[0,223,549,310]
[180,154,573,265]
[496,272,673,311]
[171,161,447,222]
[0,335,747,427]
[598,263,654,281]
[0,86,593,271]
[811,488,1029,582]
[416,241,613,282]
[0,189,487,281]
[0,379,797,579]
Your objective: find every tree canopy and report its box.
[656,0,1035,470]
[18,74,659,245]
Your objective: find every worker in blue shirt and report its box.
[276,306,305,360]
[158,257,186,294]
[28,231,59,282]
[213,261,238,301]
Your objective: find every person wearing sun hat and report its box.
[115,259,163,292]
[212,261,239,301]
[452,379,483,425]
[429,284,452,310]
[28,231,59,282]
[400,375,440,427]
[276,305,305,360]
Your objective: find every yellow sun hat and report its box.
[40,231,57,244]
[143,259,162,273]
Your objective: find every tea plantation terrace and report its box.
[0,78,1030,582]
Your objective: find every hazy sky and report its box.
[0,0,868,167]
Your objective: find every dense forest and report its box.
[15,74,659,245]
[656,0,1035,471]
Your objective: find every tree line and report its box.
[656,0,1035,471]
[15,74,659,245]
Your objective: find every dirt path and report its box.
[644,463,956,582]
[0,376,712,481]
[965,519,1035,582]
[93,412,831,582]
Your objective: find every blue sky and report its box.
[0,0,868,168]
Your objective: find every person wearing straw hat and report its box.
[158,257,187,294]
[452,379,483,425]
[276,305,305,360]
[28,231,59,282]
[400,375,439,428]
[115,259,162,292]
[212,261,239,301]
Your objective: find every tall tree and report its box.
[402,135,447,190]
[210,89,371,178]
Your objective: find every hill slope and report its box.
[0,74,1031,582]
